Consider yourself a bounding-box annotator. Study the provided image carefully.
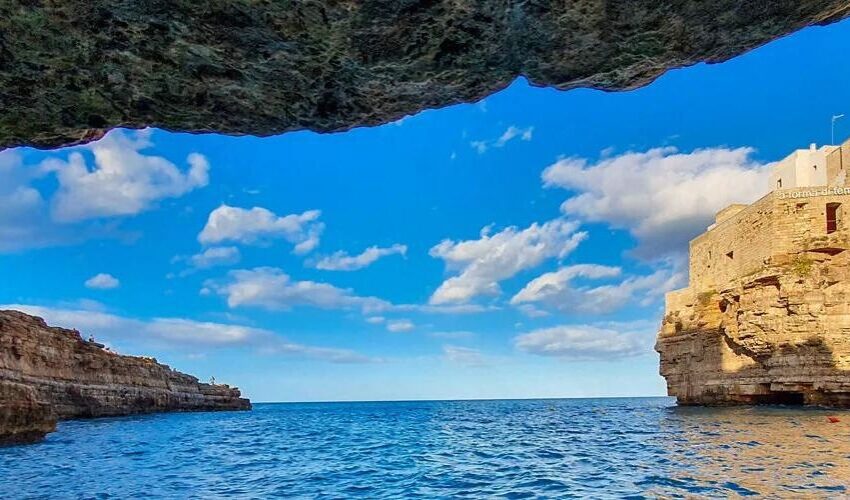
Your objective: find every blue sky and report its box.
[2,20,850,402]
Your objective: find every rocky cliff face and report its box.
[0,309,250,445]
[657,250,850,407]
[2,0,849,149]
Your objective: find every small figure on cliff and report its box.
[88,335,95,343]
[210,376,216,385]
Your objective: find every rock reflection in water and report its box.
[652,406,850,496]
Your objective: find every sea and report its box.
[1,397,849,498]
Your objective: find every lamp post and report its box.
[832,114,845,145]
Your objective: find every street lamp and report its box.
[832,114,845,145]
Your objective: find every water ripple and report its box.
[2,398,850,498]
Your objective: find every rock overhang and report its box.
[1,0,850,150]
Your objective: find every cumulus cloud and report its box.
[515,304,550,318]
[3,304,375,363]
[542,146,770,258]
[512,264,622,302]
[204,267,498,317]
[169,247,242,278]
[170,246,243,278]
[191,246,242,268]
[44,130,209,222]
[398,303,497,315]
[514,321,655,360]
[442,345,489,367]
[198,205,324,254]
[205,267,390,313]
[84,273,120,290]
[386,319,414,333]
[511,264,683,315]
[0,150,105,251]
[0,131,208,251]
[315,244,407,271]
[429,219,586,304]
[471,125,534,154]
[0,151,58,250]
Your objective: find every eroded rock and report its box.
[657,146,850,406]
[1,0,849,149]
[0,310,250,445]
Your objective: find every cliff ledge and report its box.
[1,309,250,445]
[656,145,850,407]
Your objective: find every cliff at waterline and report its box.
[0,309,250,445]
[656,141,850,406]
[657,252,850,406]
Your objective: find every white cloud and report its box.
[45,130,209,222]
[542,146,770,258]
[470,125,534,154]
[386,319,414,333]
[171,247,242,278]
[315,244,407,271]
[365,316,386,324]
[390,115,410,126]
[188,246,241,269]
[512,264,621,302]
[84,273,120,290]
[471,141,489,154]
[515,304,550,318]
[495,125,534,147]
[204,268,497,317]
[442,345,489,366]
[429,331,476,340]
[198,205,324,254]
[2,304,375,363]
[0,131,207,251]
[429,219,586,304]
[511,264,683,315]
[514,322,654,360]
[205,267,390,313]
[400,304,497,315]
[0,151,81,251]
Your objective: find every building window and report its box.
[777,178,782,189]
[827,202,841,234]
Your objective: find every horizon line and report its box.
[251,394,673,405]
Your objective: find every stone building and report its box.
[657,138,850,406]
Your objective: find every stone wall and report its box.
[689,192,777,292]
[659,146,850,406]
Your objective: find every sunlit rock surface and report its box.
[657,175,850,406]
[1,0,849,149]
[0,310,250,445]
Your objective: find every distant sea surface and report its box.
[2,397,849,498]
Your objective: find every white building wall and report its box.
[768,144,837,191]
[770,153,798,190]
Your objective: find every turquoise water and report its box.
[2,397,849,498]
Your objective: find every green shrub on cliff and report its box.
[791,255,813,277]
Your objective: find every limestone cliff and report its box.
[657,249,850,407]
[2,0,850,149]
[0,309,250,445]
